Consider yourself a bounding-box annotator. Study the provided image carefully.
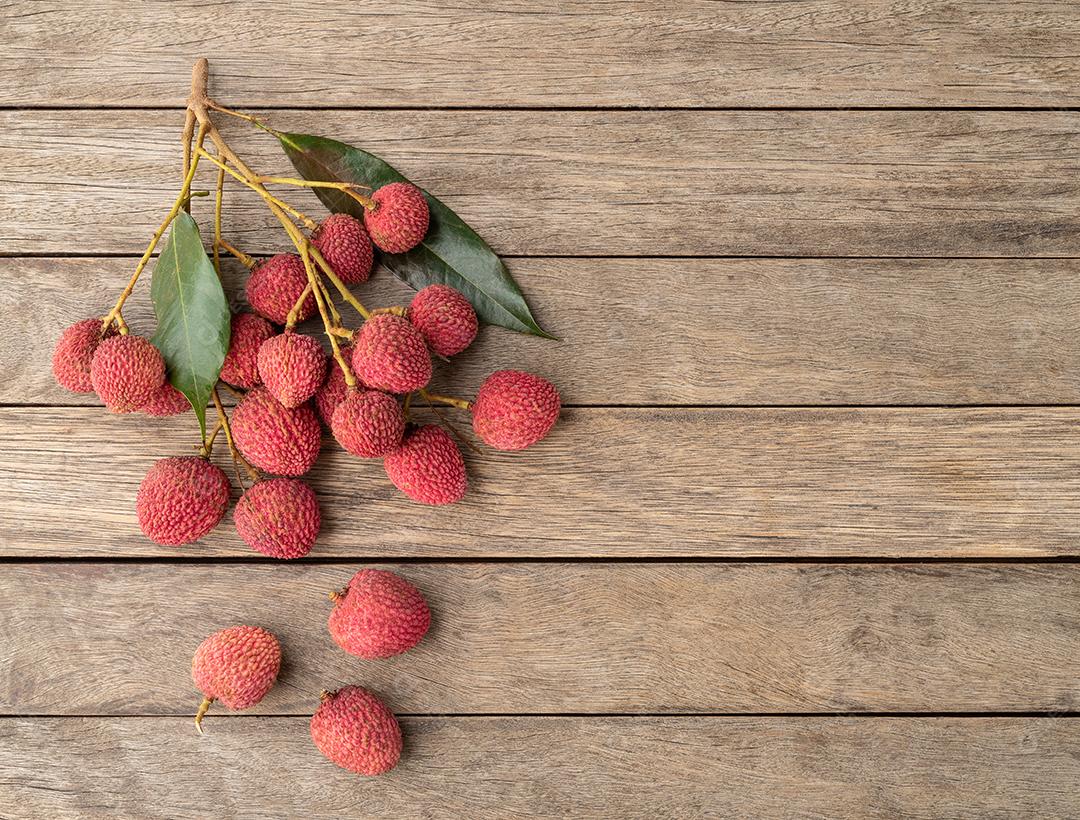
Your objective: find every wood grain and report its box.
[15,257,1080,407]
[3,407,1079,558]
[2,563,1077,715]
[3,1,1078,108]
[1,717,1076,818]
[3,110,1078,257]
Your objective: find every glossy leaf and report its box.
[278,131,552,338]
[150,211,230,438]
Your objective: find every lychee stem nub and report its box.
[194,695,215,735]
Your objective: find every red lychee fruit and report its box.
[139,382,190,416]
[407,284,478,357]
[351,314,432,393]
[312,213,373,285]
[234,477,320,559]
[246,253,314,325]
[364,182,430,253]
[328,569,431,659]
[257,332,327,408]
[90,334,166,413]
[331,390,405,458]
[310,686,402,776]
[315,352,354,426]
[136,456,231,546]
[192,625,281,734]
[471,370,560,451]
[231,386,322,477]
[383,425,467,505]
[52,318,116,393]
[220,312,274,389]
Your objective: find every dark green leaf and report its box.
[278,131,553,339]
[150,211,231,439]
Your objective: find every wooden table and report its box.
[2,2,1079,817]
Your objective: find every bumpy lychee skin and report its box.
[408,284,478,356]
[310,686,402,776]
[351,314,432,393]
[315,351,355,426]
[257,332,327,408]
[364,182,430,253]
[90,334,166,413]
[139,382,190,416]
[234,478,320,559]
[52,318,116,393]
[231,387,322,477]
[246,253,315,325]
[220,312,274,389]
[312,213,374,285]
[328,569,431,659]
[472,370,560,451]
[136,456,231,546]
[383,425,467,505]
[192,625,281,734]
[331,390,405,458]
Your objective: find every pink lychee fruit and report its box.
[471,370,560,450]
[90,334,166,413]
[328,568,431,659]
[408,284,478,356]
[234,477,320,559]
[231,386,321,477]
[136,456,231,546]
[312,213,374,285]
[52,318,116,393]
[220,312,275,389]
[257,332,327,408]
[331,390,405,458]
[351,314,432,393]
[192,625,281,734]
[364,182,430,253]
[246,253,314,325]
[310,686,402,776]
[138,382,190,416]
[383,425,467,505]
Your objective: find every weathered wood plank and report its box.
[1,717,1075,817]
[15,257,1080,406]
[3,110,1077,257]
[3,1,1078,108]
[2,563,1077,715]
[2,407,1078,558]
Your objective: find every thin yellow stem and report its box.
[315,275,342,326]
[403,392,413,421]
[256,175,375,208]
[285,283,313,329]
[419,389,473,411]
[198,420,224,457]
[297,240,357,388]
[370,305,407,317]
[195,147,319,230]
[206,100,275,132]
[309,245,370,320]
[328,326,354,340]
[217,238,256,269]
[212,164,224,276]
[103,121,208,334]
[211,387,260,485]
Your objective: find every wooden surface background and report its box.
[2,1,1078,817]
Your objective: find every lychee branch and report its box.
[195,148,318,231]
[213,164,225,275]
[210,386,260,485]
[254,175,375,210]
[418,389,473,411]
[217,239,256,269]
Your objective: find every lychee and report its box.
[52,318,116,393]
[246,253,314,325]
[383,425,467,505]
[90,334,166,413]
[139,382,190,416]
[471,370,560,450]
[351,314,432,393]
[257,332,327,408]
[231,386,322,477]
[310,686,402,776]
[136,456,231,546]
[315,352,353,426]
[312,213,373,285]
[220,312,274,389]
[192,625,281,734]
[234,477,320,559]
[364,182,430,253]
[328,569,431,659]
[408,284,478,356]
[331,390,405,458]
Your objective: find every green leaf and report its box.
[278,131,553,339]
[150,211,231,439]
